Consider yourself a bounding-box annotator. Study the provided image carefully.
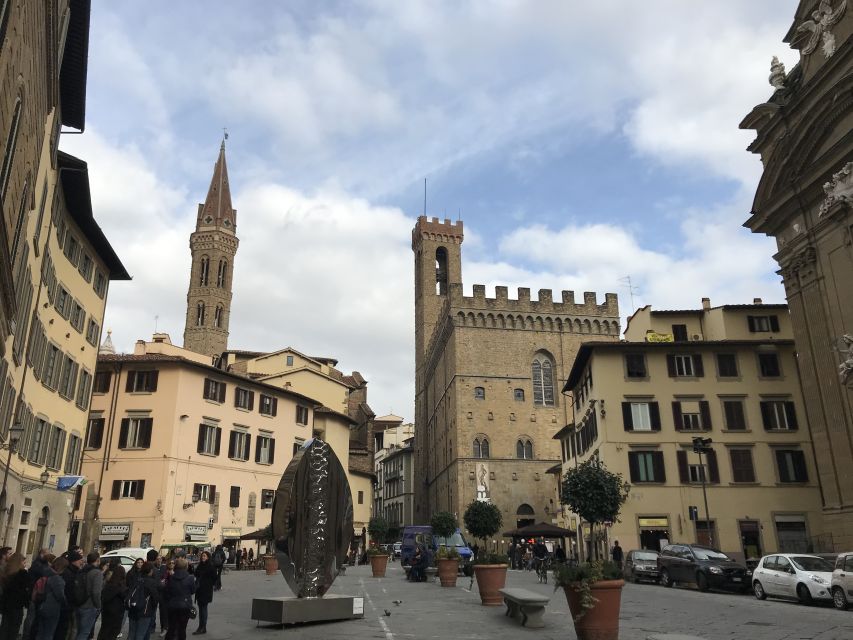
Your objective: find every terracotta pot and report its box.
[473,564,508,606]
[563,579,625,640]
[263,555,278,575]
[370,554,390,577]
[437,558,459,587]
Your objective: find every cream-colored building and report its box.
[373,415,413,533]
[0,1,130,556]
[558,299,823,562]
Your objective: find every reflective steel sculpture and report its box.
[272,438,353,598]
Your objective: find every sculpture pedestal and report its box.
[251,594,365,625]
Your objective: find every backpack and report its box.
[71,566,92,607]
[212,550,224,568]
[124,579,150,620]
[31,576,48,605]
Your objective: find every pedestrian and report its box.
[127,562,159,640]
[55,550,83,640]
[0,552,30,640]
[126,558,144,588]
[35,557,68,640]
[471,544,479,562]
[234,549,241,572]
[555,545,566,564]
[164,558,195,640]
[611,541,623,569]
[145,549,167,639]
[74,552,103,640]
[192,552,215,635]
[96,565,126,640]
[211,547,225,591]
[23,550,53,640]
[247,548,254,567]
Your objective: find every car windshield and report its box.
[790,556,833,572]
[435,532,466,547]
[634,552,658,561]
[692,548,730,561]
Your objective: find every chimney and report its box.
[753,297,763,304]
[701,297,711,311]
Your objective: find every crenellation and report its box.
[518,287,531,303]
[538,289,552,304]
[412,215,464,249]
[495,286,508,303]
[583,291,597,306]
[472,284,486,302]
[562,290,575,305]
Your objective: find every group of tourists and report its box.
[508,538,568,571]
[0,544,229,640]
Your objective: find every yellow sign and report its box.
[645,332,674,343]
[638,517,669,528]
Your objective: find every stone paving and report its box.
[158,562,853,640]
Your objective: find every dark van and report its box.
[401,525,474,565]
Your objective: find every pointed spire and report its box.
[197,136,236,231]
[99,330,115,355]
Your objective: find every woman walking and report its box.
[0,553,30,640]
[34,557,67,640]
[192,552,215,635]
[164,559,195,640]
[97,565,127,640]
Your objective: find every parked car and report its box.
[623,550,660,583]
[657,544,750,592]
[752,554,834,604]
[393,542,402,559]
[831,551,853,610]
[101,547,152,568]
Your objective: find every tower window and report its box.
[199,256,210,286]
[473,437,490,459]
[217,260,227,287]
[214,305,223,328]
[532,353,555,406]
[516,438,533,459]
[474,387,485,400]
[196,303,205,326]
[435,247,448,295]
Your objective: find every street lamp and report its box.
[0,422,24,505]
[182,493,201,510]
[21,470,51,493]
[692,436,714,548]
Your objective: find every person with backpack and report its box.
[23,550,53,640]
[35,557,68,640]
[191,552,215,636]
[97,565,126,640]
[163,559,195,640]
[74,552,103,640]
[55,551,83,640]
[144,549,167,639]
[0,552,30,640]
[211,547,225,591]
[126,562,159,640]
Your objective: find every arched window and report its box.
[516,503,535,528]
[199,256,210,286]
[473,437,490,459]
[196,303,205,326]
[532,352,555,406]
[435,247,448,295]
[474,387,485,400]
[217,259,227,287]
[513,388,525,401]
[214,305,223,328]
[516,438,533,459]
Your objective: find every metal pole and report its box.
[0,441,14,545]
[698,450,712,548]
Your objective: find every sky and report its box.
[62,0,801,423]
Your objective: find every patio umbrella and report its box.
[503,521,576,538]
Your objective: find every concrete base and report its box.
[251,594,364,626]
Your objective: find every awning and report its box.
[503,521,576,538]
[240,527,271,541]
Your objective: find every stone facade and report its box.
[742,1,853,550]
[412,216,619,536]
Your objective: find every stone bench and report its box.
[498,588,550,629]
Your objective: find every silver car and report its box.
[752,553,833,604]
[831,551,853,610]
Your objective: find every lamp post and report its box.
[692,436,714,548]
[0,422,24,546]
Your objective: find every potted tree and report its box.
[555,458,630,640]
[367,516,390,578]
[260,524,279,575]
[431,511,460,587]
[463,501,507,605]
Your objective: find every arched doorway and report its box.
[516,503,535,530]
[36,507,49,551]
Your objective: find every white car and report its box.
[831,551,853,610]
[101,547,152,568]
[752,553,834,604]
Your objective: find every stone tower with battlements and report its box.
[183,140,239,357]
[412,215,620,532]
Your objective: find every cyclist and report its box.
[532,538,549,582]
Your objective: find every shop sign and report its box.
[638,517,669,528]
[645,332,674,343]
[100,523,131,541]
[184,524,207,540]
[221,527,242,538]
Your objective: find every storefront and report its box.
[221,527,241,548]
[184,524,208,544]
[637,516,669,551]
[98,523,131,551]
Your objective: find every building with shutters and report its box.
[556,298,823,562]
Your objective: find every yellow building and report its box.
[0,0,130,556]
[558,299,823,562]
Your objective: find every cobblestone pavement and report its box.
[166,562,853,640]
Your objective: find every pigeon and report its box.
[384,609,391,617]
[392,600,403,606]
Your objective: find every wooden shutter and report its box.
[197,424,205,453]
[677,450,689,483]
[193,483,201,499]
[125,372,135,392]
[148,371,158,392]
[666,355,676,377]
[622,403,633,431]
[230,486,240,508]
[627,452,640,482]
[693,355,704,377]
[671,402,683,431]
[792,451,808,482]
[649,402,661,431]
[730,450,755,483]
[139,418,153,448]
[111,480,120,500]
[652,451,666,483]
[118,418,129,448]
[203,378,211,399]
[209,485,217,504]
[747,316,757,332]
[724,401,744,430]
[218,383,226,403]
[245,434,252,461]
[214,427,222,455]
[228,431,236,459]
[135,480,145,500]
[268,438,275,464]
[271,398,278,416]
[769,316,780,332]
[699,401,711,430]
[760,402,773,429]
[248,391,254,411]
[775,450,789,482]
[89,418,104,448]
[255,439,261,463]
[784,402,798,429]
[706,449,719,484]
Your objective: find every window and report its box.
[516,439,533,459]
[217,260,227,287]
[75,369,92,409]
[93,270,107,298]
[295,406,309,425]
[260,489,275,509]
[628,451,665,483]
[688,464,707,483]
[111,480,145,500]
[119,417,153,449]
[228,430,251,461]
[69,301,85,332]
[667,354,703,377]
[42,344,61,390]
[532,354,555,406]
[513,388,525,401]
[125,370,158,393]
[672,401,711,431]
[716,353,738,377]
[255,435,275,464]
[259,394,277,416]
[729,449,756,483]
[473,387,485,400]
[748,315,779,333]
[0,97,22,201]
[57,355,79,400]
[45,425,66,470]
[196,302,205,326]
[293,440,304,456]
[78,253,93,282]
[85,416,104,449]
[229,486,240,508]
[199,257,210,286]
[758,353,781,377]
[55,286,71,318]
[234,387,254,410]
[677,449,719,484]
[85,318,99,346]
[776,449,808,483]
[722,399,746,430]
[213,305,222,328]
[197,423,222,456]
[28,418,48,464]
[286,355,294,366]
[202,378,225,402]
[672,324,688,342]
[64,435,82,474]
[62,233,80,266]
[93,371,111,394]
[187,483,214,504]
[625,354,647,378]
[473,437,490,459]
[760,400,798,430]
[358,490,364,505]
[621,401,660,432]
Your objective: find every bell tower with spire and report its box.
[183,138,239,357]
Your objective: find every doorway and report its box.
[638,517,670,551]
[516,503,535,529]
[738,520,762,561]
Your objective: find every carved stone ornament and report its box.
[839,335,853,385]
[818,161,853,217]
[794,0,847,58]
[769,56,787,89]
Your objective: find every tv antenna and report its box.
[619,276,640,312]
[154,315,159,333]
[423,178,427,216]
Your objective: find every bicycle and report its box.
[534,556,550,584]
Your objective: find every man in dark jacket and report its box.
[164,558,196,640]
[22,548,53,639]
[74,552,103,640]
[146,549,168,638]
[56,551,83,640]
